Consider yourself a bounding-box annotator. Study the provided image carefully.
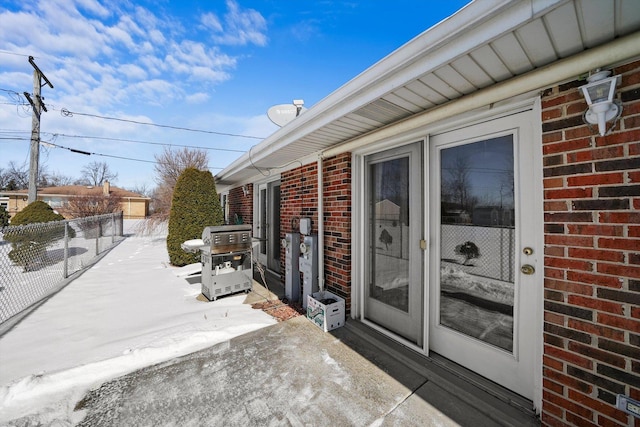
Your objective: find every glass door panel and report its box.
[369,156,410,312]
[364,142,423,346]
[439,136,515,352]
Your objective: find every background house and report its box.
[1,181,149,220]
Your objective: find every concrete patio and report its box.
[74,315,540,426]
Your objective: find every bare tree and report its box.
[446,154,472,210]
[1,161,59,189]
[64,193,122,218]
[154,147,209,188]
[0,167,7,190]
[80,161,118,186]
[4,161,29,189]
[47,172,76,187]
[150,147,210,223]
[129,183,151,197]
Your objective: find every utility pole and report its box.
[25,56,53,204]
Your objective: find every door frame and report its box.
[351,97,543,409]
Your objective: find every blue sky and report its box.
[0,0,469,191]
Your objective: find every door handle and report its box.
[521,264,535,275]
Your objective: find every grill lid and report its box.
[202,224,252,254]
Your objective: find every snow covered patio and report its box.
[0,221,540,426]
[0,220,278,424]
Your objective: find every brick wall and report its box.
[541,60,640,426]
[321,153,352,308]
[281,162,318,236]
[228,184,253,225]
[280,154,352,310]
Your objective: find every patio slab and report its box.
[73,316,540,426]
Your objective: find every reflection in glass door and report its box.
[438,136,515,352]
[364,142,423,346]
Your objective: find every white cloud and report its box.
[185,92,210,104]
[201,12,223,33]
[290,20,320,42]
[105,24,136,50]
[0,0,271,183]
[127,79,180,106]
[74,0,111,19]
[147,29,166,46]
[118,64,147,80]
[0,0,254,96]
[206,0,268,46]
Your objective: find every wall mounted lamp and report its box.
[242,185,250,197]
[579,69,622,136]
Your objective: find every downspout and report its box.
[317,154,325,293]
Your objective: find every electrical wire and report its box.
[42,141,227,170]
[0,129,248,154]
[1,91,270,141]
[248,144,271,177]
[48,133,247,153]
[60,108,266,140]
[248,145,304,177]
[0,50,33,59]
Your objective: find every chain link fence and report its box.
[441,224,515,283]
[0,212,124,324]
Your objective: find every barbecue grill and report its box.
[184,225,253,301]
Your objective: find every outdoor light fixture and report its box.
[579,69,622,136]
[242,185,250,197]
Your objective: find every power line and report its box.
[49,133,246,153]
[0,88,23,95]
[60,108,266,140]
[43,141,227,170]
[0,137,29,141]
[1,90,269,141]
[0,130,249,153]
[0,50,34,59]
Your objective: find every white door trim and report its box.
[350,97,543,410]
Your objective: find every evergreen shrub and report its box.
[167,168,223,266]
[455,240,481,266]
[4,201,72,270]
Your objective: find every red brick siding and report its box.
[280,154,352,311]
[228,185,253,225]
[541,60,640,427]
[322,153,352,308]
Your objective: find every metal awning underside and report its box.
[216,0,640,185]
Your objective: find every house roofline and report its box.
[215,0,569,184]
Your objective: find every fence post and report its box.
[63,221,69,278]
[95,220,100,256]
[111,213,115,244]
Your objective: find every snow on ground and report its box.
[0,220,277,424]
[440,264,513,305]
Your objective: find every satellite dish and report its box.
[267,103,307,127]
